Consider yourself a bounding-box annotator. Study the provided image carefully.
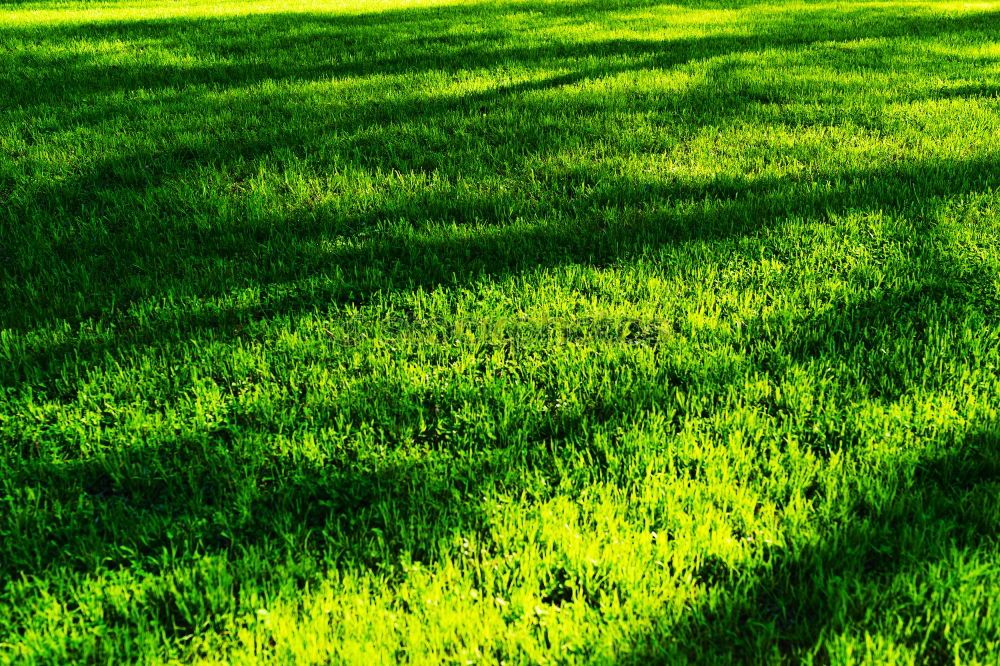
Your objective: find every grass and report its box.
[2,0,1000,662]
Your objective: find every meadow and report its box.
[2,0,1000,662]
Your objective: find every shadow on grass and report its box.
[3,284,997,660]
[4,5,996,110]
[2,0,1000,658]
[1,437,500,575]
[6,151,1000,394]
[2,244,994,572]
[624,426,1000,663]
[936,84,1000,100]
[2,1,1000,333]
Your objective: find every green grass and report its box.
[2,0,1000,662]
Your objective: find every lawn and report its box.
[2,0,1000,662]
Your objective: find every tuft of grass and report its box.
[2,0,1000,662]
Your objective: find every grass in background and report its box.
[2,0,1000,662]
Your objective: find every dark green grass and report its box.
[2,0,1000,662]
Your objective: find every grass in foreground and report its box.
[2,0,1000,662]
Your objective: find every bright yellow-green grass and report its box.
[2,0,1000,662]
